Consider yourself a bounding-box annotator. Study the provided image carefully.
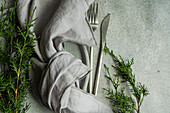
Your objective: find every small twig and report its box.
[137,97,140,113]
[0,93,5,105]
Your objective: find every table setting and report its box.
[16,0,113,112]
[1,0,170,113]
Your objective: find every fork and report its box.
[83,2,99,93]
[87,2,99,31]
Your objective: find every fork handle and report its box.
[89,47,93,93]
[82,45,90,91]
[93,45,104,96]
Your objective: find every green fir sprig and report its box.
[0,1,38,112]
[103,43,149,113]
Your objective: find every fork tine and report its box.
[87,2,98,24]
[94,3,98,24]
[92,3,95,24]
[87,4,92,22]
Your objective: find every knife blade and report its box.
[101,14,111,44]
[93,14,110,96]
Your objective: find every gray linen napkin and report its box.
[17,0,113,112]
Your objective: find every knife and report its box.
[93,14,110,96]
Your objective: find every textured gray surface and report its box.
[26,0,170,113]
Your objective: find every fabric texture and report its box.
[17,0,113,112]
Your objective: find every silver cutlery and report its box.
[83,2,99,93]
[88,2,99,94]
[93,14,110,96]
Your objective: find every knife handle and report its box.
[93,45,104,96]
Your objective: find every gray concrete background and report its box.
[1,0,170,113]
[28,0,170,113]
[94,0,170,113]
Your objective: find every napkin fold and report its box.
[17,0,113,112]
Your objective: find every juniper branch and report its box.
[104,43,149,113]
[0,1,37,112]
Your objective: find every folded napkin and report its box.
[17,0,113,112]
